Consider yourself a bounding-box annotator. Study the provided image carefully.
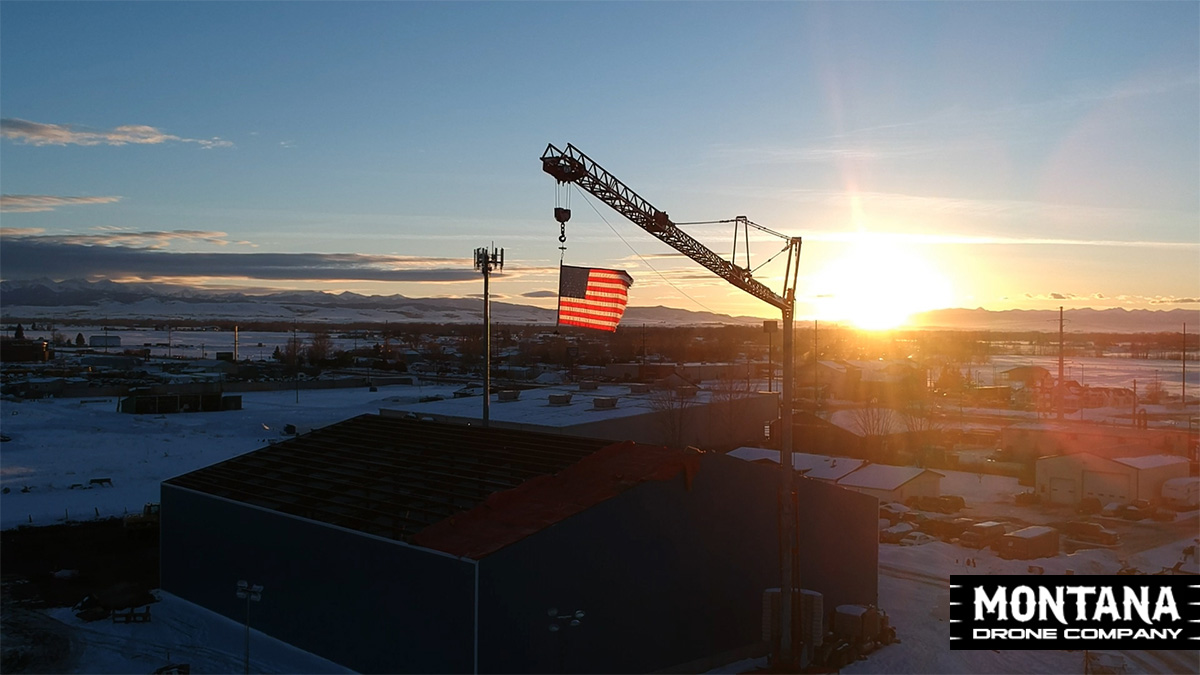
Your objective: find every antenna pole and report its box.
[475,246,504,427]
[1057,307,1065,421]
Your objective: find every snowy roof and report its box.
[1007,525,1056,539]
[836,464,943,491]
[381,383,763,428]
[727,447,865,481]
[1112,455,1189,470]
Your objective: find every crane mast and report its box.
[541,142,803,667]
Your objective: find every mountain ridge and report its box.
[1,279,1195,331]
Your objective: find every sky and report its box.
[1,1,1197,327]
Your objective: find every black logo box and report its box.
[950,575,1199,650]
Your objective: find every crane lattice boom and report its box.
[541,143,799,314]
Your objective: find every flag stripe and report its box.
[557,265,632,332]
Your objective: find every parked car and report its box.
[899,532,936,546]
[880,522,916,544]
[1075,497,1102,515]
[1014,491,1040,506]
[879,502,911,525]
[905,495,965,514]
[1060,520,1119,546]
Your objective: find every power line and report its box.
[576,184,715,314]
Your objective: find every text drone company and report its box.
[949,576,1199,650]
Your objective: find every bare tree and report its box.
[306,329,333,366]
[648,386,699,449]
[849,403,894,438]
[709,375,751,447]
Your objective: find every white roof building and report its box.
[834,464,944,503]
[727,447,865,482]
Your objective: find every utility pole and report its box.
[1057,307,1064,421]
[1183,323,1188,405]
[764,320,777,393]
[475,246,504,427]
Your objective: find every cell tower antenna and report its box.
[475,245,504,427]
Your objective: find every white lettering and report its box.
[976,586,1007,621]
[1065,586,1096,621]
[1123,586,1152,625]
[1153,587,1180,622]
[1094,586,1120,621]
[1012,586,1037,622]
[1039,586,1067,624]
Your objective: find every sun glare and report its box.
[807,236,953,331]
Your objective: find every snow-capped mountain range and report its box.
[1,279,1195,332]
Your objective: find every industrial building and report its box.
[161,415,878,674]
[727,447,866,483]
[726,447,942,503]
[1034,452,1191,505]
[834,464,944,504]
[381,382,777,450]
[1001,422,1194,463]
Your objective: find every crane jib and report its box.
[540,143,795,313]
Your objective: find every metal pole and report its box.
[779,306,796,666]
[483,263,491,428]
[244,594,251,675]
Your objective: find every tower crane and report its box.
[541,142,804,665]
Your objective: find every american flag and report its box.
[557,265,634,332]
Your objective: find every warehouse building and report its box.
[161,415,878,674]
[833,464,944,503]
[382,382,776,450]
[1034,453,1191,505]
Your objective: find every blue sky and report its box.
[2,1,1197,324]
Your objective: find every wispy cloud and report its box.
[715,73,1199,165]
[0,231,485,283]
[521,290,558,298]
[0,118,233,149]
[26,229,233,248]
[1,194,122,213]
[804,229,1198,249]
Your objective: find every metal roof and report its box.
[835,464,944,491]
[1112,454,1189,470]
[164,414,618,544]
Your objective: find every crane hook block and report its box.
[554,207,572,224]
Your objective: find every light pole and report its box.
[236,580,263,675]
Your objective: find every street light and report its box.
[236,580,263,675]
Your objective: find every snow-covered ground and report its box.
[0,382,466,529]
[42,591,351,674]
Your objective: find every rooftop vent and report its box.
[548,393,573,406]
[579,381,599,391]
[628,383,650,394]
[593,397,618,410]
[497,390,520,402]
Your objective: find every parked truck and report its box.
[1162,477,1199,510]
[960,521,1006,549]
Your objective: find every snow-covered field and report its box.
[0,382,466,529]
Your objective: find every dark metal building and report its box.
[161,414,877,673]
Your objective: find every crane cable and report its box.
[573,185,718,315]
[673,220,795,275]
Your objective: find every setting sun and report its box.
[806,235,954,330]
